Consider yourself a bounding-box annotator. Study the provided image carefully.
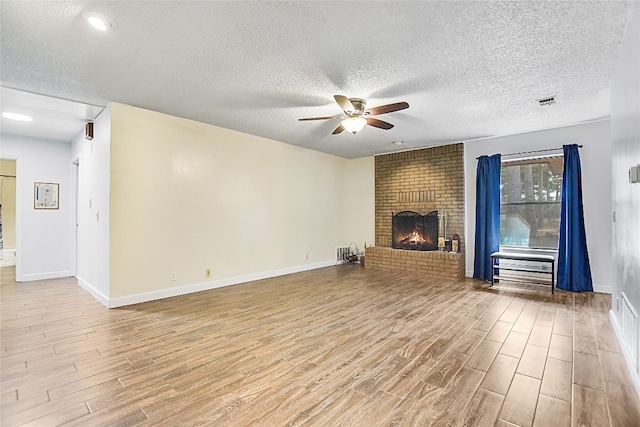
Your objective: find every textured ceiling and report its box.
[0,1,632,158]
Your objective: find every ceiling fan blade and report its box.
[366,117,394,130]
[334,95,355,114]
[298,115,342,121]
[365,102,409,116]
[332,124,345,134]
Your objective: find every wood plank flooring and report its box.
[2,265,640,426]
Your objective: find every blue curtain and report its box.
[473,154,501,282]
[557,144,593,292]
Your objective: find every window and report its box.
[500,156,563,249]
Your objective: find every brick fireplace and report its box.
[365,143,465,279]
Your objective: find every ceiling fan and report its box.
[299,95,409,135]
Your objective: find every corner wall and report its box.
[609,0,640,398]
[464,120,613,293]
[108,103,374,306]
[71,106,112,304]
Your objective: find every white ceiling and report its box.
[0,1,632,159]
[0,87,103,142]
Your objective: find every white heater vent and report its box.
[621,292,639,372]
[336,247,350,263]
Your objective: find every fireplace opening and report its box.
[392,210,439,251]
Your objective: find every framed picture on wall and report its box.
[34,182,59,209]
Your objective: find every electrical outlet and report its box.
[305,253,309,261]
[205,269,211,278]
[170,271,177,281]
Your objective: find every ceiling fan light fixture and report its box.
[299,94,408,135]
[341,117,367,134]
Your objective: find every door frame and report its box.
[71,157,80,278]
[1,156,21,280]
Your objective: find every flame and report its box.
[401,231,426,245]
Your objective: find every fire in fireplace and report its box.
[392,210,439,251]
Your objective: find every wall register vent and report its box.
[538,96,556,106]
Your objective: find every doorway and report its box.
[0,159,17,267]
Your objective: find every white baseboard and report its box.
[77,276,110,308]
[21,270,71,282]
[108,260,336,308]
[609,310,640,400]
[593,283,612,294]
[1,248,16,267]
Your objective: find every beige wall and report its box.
[109,103,374,300]
[0,159,17,248]
[0,159,16,176]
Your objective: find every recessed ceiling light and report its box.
[88,16,107,31]
[2,112,33,122]
[82,11,116,32]
[393,141,404,145]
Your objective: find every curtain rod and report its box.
[476,145,583,160]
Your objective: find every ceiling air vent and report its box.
[538,96,556,106]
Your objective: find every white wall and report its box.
[464,120,613,293]
[108,103,374,306]
[0,134,73,281]
[341,156,375,249]
[610,0,640,397]
[70,107,112,305]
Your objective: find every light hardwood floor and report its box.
[2,265,639,426]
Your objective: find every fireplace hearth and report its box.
[392,210,440,251]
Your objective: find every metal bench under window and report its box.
[490,251,556,293]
